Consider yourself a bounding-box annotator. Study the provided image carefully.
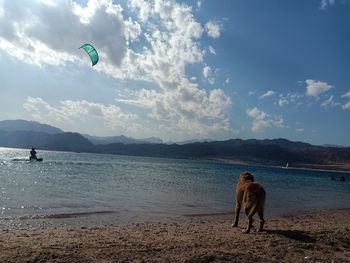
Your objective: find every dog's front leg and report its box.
[232,203,241,227]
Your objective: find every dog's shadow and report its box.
[264,229,316,243]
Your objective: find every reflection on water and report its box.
[0,147,349,226]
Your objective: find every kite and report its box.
[79,44,99,66]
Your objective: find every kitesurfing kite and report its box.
[79,44,99,66]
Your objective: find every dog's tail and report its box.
[247,203,259,219]
[247,189,265,219]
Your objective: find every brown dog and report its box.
[232,172,266,233]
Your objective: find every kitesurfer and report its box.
[30,147,37,160]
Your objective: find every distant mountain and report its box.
[0,130,51,149]
[142,137,163,144]
[92,138,350,163]
[42,132,94,152]
[0,119,349,171]
[0,130,93,152]
[83,134,163,145]
[175,138,213,145]
[322,144,345,148]
[227,138,316,151]
[0,120,63,134]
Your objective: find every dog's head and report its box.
[238,172,255,184]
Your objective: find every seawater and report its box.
[0,147,349,227]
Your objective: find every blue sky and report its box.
[0,0,349,145]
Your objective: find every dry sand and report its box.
[0,209,349,263]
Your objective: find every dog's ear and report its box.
[240,172,255,182]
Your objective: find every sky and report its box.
[0,0,349,146]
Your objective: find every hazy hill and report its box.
[0,120,63,134]
[93,139,350,165]
[42,132,94,152]
[0,130,93,153]
[174,138,213,145]
[0,130,51,148]
[142,137,163,144]
[83,134,163,145]
[0,119,349,170]
[95,140,282,161]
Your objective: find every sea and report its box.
[0,147,349,229]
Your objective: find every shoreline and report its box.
[1,206,349,232]
[1,209,349,262]
[3,145,350,173]
[209,158,350,173]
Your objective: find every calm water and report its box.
[0,147,349,227]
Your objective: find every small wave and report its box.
[47,160,112,167]
[41,210,117,219]
[183,211,233,218]
[0,210,117,220]
[182,203,204,208]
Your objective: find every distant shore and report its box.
[1,209,349,262]
[209,158,350,173]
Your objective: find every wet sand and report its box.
[0,209,349,262]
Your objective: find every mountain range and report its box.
[83,134,163,145]
[0,119,63,134]
[1,119,349,171]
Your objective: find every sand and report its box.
[0,209,349,263]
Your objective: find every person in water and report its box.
[340,176,346,182]
[30,147,37,159]
[331,175,336,181]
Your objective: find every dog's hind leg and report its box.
[257,208,265,232]
[257,193,266,232]
[242,205,258,234]
[242,217,254,234]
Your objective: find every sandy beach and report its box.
[0,209,349,263]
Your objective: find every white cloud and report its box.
[0,0,205,82]
[259,90,275,99]
[1,0,232,137]
[296,128,304,132]
[208,45,216,55]
[117,79,232,135]
[341,91,350,110]
[341,91,350,98]
[246,107,284,132]
[248,91,255,96]
[0,0,130,68]
[320,0,336,10]
[321,95,340,108]
[202,65,211,79]
[205,21,221,38]
[23,96,141,133]
[342,102,350,110]
[202,65,215,84]
[278,98,289,107]
[277,93,304,107]
[305,80,334,97]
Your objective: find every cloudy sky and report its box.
[1,0,349,145]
